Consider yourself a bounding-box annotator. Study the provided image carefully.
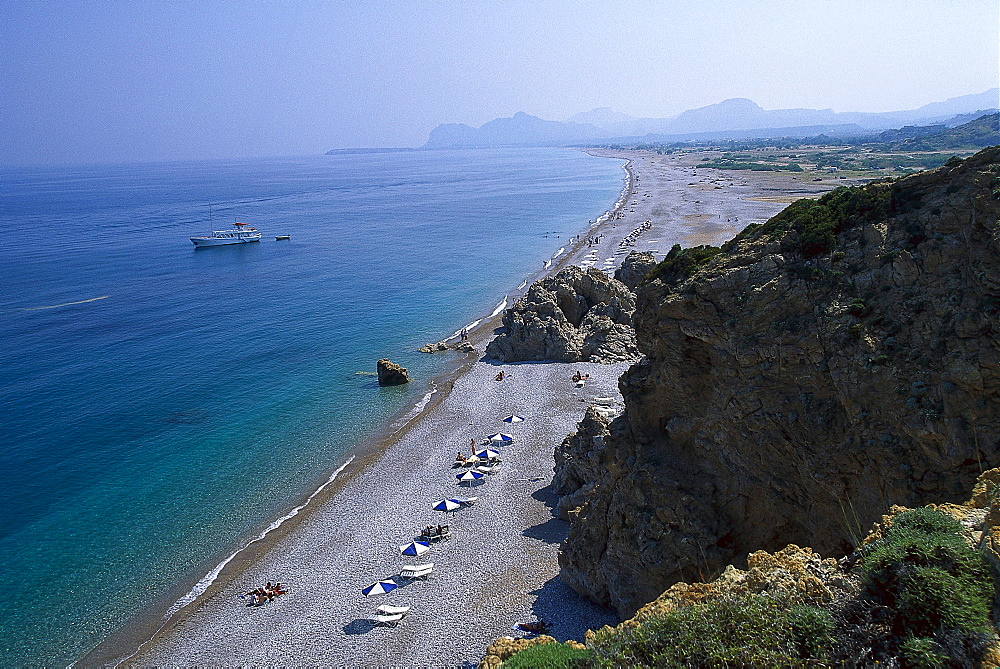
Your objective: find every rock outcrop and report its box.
[376,359,410,386]
[418,340,475,354]
[556,147,1000,618]
[484,266,640,363]
[613,250,656,289]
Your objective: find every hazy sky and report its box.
[2,0,998,165]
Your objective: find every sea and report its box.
[0,147,625,664]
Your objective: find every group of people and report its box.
[585,234,604,247]
[242,581,287,606]
[420,524,450,540]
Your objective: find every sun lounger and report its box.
[400,563,434,580]
[452,496,478,505]
[476,464,500,475]
[372,607,409,627]
[377,604,411,616]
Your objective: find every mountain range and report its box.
[422,88,999,149]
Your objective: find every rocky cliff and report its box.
[613,250,657,290]
[484,266,639,363]
[556,146,1000,618]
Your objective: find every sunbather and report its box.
[518,621,550,633]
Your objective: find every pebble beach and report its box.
[96,149,834,666]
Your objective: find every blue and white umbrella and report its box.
[456,470,485,485]
[399,540,431,557]
[432,498,462,512]
[502,415,525,423]
[486,432,514,443]
[362,579,398,597]
[475,448,502,460]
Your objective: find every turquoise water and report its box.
[0,148,624,664]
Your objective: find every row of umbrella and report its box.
[361,414,525,598]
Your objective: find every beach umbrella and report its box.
[362,579,399,597]
[487,433,514,443]
[475,448,501,460]
[432,498,462,512]
[502,415,525,423]
[399,540,431,557]
[456,470,485,485]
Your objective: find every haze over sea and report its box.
[0,147,624,664]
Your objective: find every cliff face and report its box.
[556,147,1000,617]
[484,266,639,363]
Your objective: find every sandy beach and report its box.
[92,150,838,667]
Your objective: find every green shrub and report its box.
[746,181,900,257]
[852,508,996,664]
[886,506,963,536]
[586,594,834,668]
[646,244,721,287]
[504,642,591,668]
[898,635,948,668]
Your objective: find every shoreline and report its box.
[86,149,824,665]
[81,153,635,666]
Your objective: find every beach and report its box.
[97,150,836,666]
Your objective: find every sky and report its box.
[2,0,998,165]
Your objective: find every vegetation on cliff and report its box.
[494,476,1000,667]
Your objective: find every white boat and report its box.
[190,221,262,247]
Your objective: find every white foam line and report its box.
[20,295,109,311]
[489,298,508,318]
[400,383,438,423]
[552,247,565,259]
[517,280,527,290]
[165,454,356,617]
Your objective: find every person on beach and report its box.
[495,370,505,381]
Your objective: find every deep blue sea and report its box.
[0,148,624,664]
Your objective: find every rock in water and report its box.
[556,147,1000,618]
[484,265,640,363]
[613,250,657,289]
[376,359,410,386]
